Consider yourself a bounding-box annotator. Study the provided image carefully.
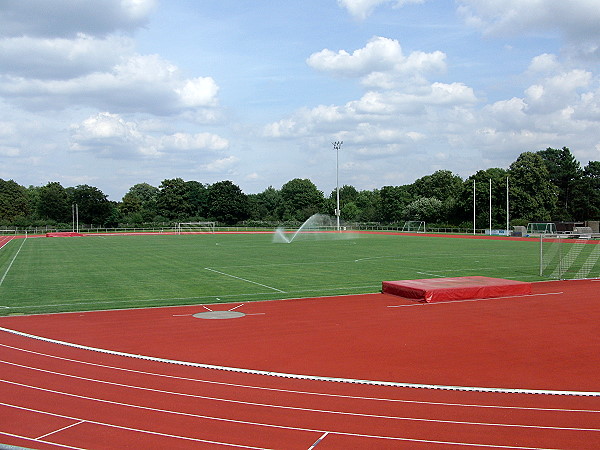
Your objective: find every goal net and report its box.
[527,222,556,235]
[540,235,600,279]
[176,222,216,234]
[402,221,426,233]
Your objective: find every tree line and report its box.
[1,147,599,229]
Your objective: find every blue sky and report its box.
[1,1,599,200]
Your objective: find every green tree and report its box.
[69,185,112,225]
[354,189,381,222]
[402,197,444,223]
[156,178,190,220]
[0,179,29,223]
[509,152,556,222]
[185,181,209,218]
[537,147,582,219]
[411,170,463,202]
[207,180,249,224]
[571,161,600,220]
[379,185,412,223]
[279,178,324,221]
[248,186,282,221]
[38,181,71,222]
[125,183,159,220]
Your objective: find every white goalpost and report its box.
[176,222,216,234]
[401,221,426,233]
[540,234,600,279]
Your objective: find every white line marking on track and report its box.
[3,361,600,432]
[37,420,85,440]
[0,431,84,450]
[0,402,268,449]
[308,431,329,449]
[228,303,244,311]
[2,326,598,396]
[204,267,286,293]
[1,343,597,413]
[0,398,578,450]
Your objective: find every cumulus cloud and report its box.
[0,0,156,38]
[0,54,220,114]
[307,36,446,89]
[70,112,229,159]
[458,0,600,60]
[338,0,425,20]
[0,34,134,80]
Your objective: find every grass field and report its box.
[0,232,543,315]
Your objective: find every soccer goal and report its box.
[402,221,426,233]
[527,222,556,235]
[176,222,216,234]
[540,234,600,279]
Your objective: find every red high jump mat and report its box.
[382,276,532,303]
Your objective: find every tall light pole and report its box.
[332,141,343,231]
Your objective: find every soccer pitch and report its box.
[0,232,542,315]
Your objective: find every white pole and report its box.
[506,177,509,234]
[332,141,343,231]
[489,178,492,234]
[473,179,476,235]
[72,204,75,233]
[76,204,79,233]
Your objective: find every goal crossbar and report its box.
[176,222,216,234]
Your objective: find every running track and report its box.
[1,281,599,449]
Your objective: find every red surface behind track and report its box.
[1,279,600,448]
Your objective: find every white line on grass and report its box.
[0,237,26,288]
[204,268,286,293]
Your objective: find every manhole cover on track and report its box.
[193,311,246,319]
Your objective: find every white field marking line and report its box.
[0,236,26,288]
[0,402,269,450]
[0,236,14,251]
[1,328,599,398]
[2,344,597,414]
[228,303,244,311]
[0,431,84,450]
[416,271,446,277]
[0,288,380,315]
[36,420,85,440]
[308,431,329,449]
[6,361,599,432]
[204,267,286,293]
[0,391,578,450]
[387,292,564,308]
[202,304,214,311]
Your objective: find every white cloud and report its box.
[0,34,134,79]
[70,112,229,159]
[0,0,157,38]
[0,53,220,115]
[338,0,425,20]
[307,36,446,89]
[458,1,600,60]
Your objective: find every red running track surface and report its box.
[1,279,599,448]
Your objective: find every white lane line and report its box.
[2,364,600,432]
[204,268,286,293]
[308,431,329,449]
[0,237,26,287]
[0,402,268,449]
[2,326,599,397]
[36,420,85,439]
[228,303,245,311]
[1,343,597,413]
[0,431,84,449]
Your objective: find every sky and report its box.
[1,0,600,201]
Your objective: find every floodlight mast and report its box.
[332,141,343,231]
